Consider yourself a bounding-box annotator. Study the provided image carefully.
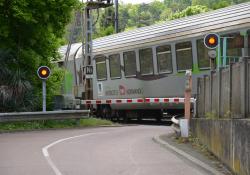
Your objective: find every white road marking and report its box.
[42,132,107,175]
[129,140,141,175]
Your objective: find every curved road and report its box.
[0,126,211,175]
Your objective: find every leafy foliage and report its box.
[91,0,247,37]
[170,5,209,20]
[0,49,34,112]
[0,0,79,112]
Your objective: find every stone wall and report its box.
[190,118,250,175]
[196,57,250,119]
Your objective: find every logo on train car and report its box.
[119,85,126,95]
[204,33,219,49]
[105,85,143,96]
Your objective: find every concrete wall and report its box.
[196,57,250,118]
[190,118,250,175]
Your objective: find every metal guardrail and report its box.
[0,110,90,123]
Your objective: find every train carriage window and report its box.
[123,51,137,77]
[176,42,193,71]
[197,39,210,69]
[96,56,107,80]
[139,48,153,75]
[156,45,172,73]
[220,32,244,63]
[109,54,121,79]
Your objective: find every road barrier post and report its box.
[185,70,192,120]
[180,70,192,138]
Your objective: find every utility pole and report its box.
[115,0,119,33]
[83,0,113,101]
[84,7,93,100]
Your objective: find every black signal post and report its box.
[83,0,113,101]
[37,66,51,112]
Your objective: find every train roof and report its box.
[59,2,250,60]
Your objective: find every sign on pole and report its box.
[37,66,51,112]
[85,65,93,75]
[84,65,93,79]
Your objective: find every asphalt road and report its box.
[0,125,212,175]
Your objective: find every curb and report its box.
[153,136,223,175]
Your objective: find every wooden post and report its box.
[185,70,192,120]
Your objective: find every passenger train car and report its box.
[59,2,250,120]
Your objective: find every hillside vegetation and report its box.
[92,0,249,38]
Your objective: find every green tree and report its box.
[160,8,172,21]
[170,5,209,20]
[149,1,166,22]
[212,1,231,9]
[192,0,233,9]
[164,0,192,11]
[118,3,130,31]
[127,4,140,27]
[93,7,115,38]
[0,0,80,112]
[93,0,248,37]
[0,49,34,112]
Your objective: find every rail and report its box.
[0,110,90,123]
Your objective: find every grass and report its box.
[79,118,114,127]
[0,118,114,132]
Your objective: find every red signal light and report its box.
[204,33,219,49]
[208,37,215,45]
[37,66,51,79]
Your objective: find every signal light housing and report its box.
[37,66,51,80]
[204,33,219,49]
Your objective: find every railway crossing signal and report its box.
[204,33,219,49]
[37,66,51,79]
[37,66,51,112]
[204,33,220,70]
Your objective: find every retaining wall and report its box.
[190,118,250,175]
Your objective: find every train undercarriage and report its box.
[94,104,185,122]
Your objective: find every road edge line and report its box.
[42,132,107,175]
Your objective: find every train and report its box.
[58,2,250,121]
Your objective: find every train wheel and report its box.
[103,105,112,120]
[111,110,119,121]
[156,110,162,122]
[96,105,112,120]
[123,115,128,123]
[118,111,127,123]
[96,105,102,118]
[137,111,142,121]
[115,111,120,122]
